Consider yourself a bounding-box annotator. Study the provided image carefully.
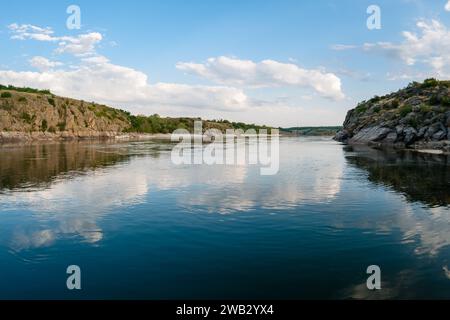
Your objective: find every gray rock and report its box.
[334,130,349,142]
[384,132,398,144]
[418,126,428,138]
[405,97,423,106]
[396,125,404,135]
[403,127,418,145]
[432,106,443,112]
[425,122,445,139]
[432,130,447,141]
[400,112,417,125]
[412,105,421,112]
[349,126,392,144]
[431,114,446,123]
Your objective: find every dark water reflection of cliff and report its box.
[0,142,132,192]
[0,141,170,192]
[344,146,450,207]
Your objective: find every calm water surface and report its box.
[0,137,449,299]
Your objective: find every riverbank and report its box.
[0,131,174,143]
[0,130,283,144]
[354,138,450,154]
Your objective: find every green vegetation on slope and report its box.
[0,84,51,95]
[123,113,272,134]
[0,84,272,134]
[281,126,342,136]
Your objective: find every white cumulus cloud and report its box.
[446,1,450,11]
[176,56,345,100]
[29,56,63,71]
[9,23,102,56]
[9,23,54,41]
[56,32,103,55]
[343,19,450,78]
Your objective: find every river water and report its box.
[0,137,449,299]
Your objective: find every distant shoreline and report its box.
[0,130,326,144]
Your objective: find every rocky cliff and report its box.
[0,85,270,142]
[0,87,131,142]
[334,79,450,152]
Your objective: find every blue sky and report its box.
[1,0,450,126]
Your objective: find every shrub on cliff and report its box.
[420,104,432,113]
[41,119,48,132]
[421,78,439,88]
[20,112,32,124]
[429,95,450,107]
[0,84,51,95]
[399,105,413,117]
[355,103,368,114]
[47,97,56,107]
[390,99,400,109]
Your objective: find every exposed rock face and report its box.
[350,127,392,144]
[0,90,131,142]
[334,79,450,151]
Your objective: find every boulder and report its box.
[334,130,349,142]
[349,126,392,144]
[425,122,445,139]
[405,97,423,106]
[395,125,404,135]
[418,126,428,138]
[432,130,447,141]
[384,132,398,144]
[432,106,443,112]
[403,127,418,146]
[400,112,417,125]
[412,105,421,112]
